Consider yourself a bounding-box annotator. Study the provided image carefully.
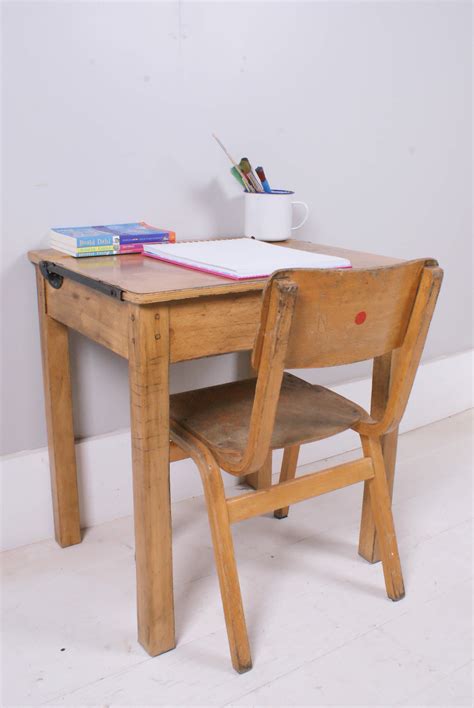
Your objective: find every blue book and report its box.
[97,222,176,244]
[95,221,176,243]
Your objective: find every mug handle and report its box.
[291,201,309,230]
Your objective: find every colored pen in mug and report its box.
[256,166,272,193]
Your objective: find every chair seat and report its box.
[170,372,367,468]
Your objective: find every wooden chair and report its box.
[170,259,443,673]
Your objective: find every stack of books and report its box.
[48,222,176,257]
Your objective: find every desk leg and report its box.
[359,352,398,563]
[128,303,175,656]
[35,269,81,547]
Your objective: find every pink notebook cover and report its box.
[144,252,351,280]
[144,252,268,279]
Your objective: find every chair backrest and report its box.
[253,259,437,369]
[232,259,442,477]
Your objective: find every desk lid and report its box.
[28,240,400,305]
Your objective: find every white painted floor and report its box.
[2,411,472,707]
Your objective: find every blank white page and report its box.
[144,238,351,279]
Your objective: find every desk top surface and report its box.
[29,240,401,304]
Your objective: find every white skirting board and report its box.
[1,349,472,552]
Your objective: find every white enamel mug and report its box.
[244,190,309,242]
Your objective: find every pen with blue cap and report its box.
[256,166,272,193]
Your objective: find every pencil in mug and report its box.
[212,133,255,192]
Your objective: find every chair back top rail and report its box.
[253,259,439,370]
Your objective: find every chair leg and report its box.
[361,435,405,601]
[358,429,398,563]
[196,451,253,673]
[246,451,272,490]
[274,445,300,519]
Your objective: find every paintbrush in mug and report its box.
[239,158,264,192]
[212,133,255,192]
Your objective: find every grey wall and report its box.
[1,1,472,456]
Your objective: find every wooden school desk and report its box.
[29,240,401,658]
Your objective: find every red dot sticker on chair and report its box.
[355,311,367,325]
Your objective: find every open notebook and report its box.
[144,238,351,279]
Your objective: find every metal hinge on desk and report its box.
[39,260,124,300]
